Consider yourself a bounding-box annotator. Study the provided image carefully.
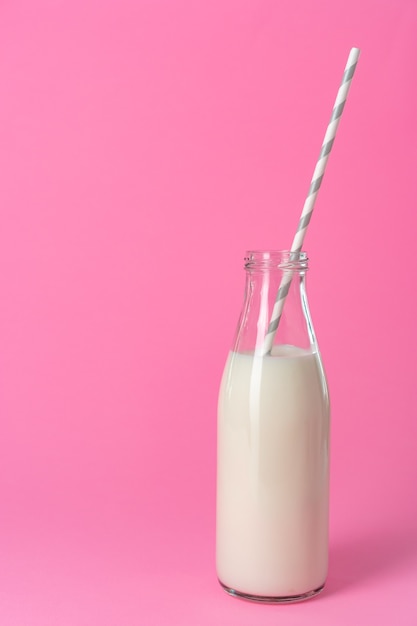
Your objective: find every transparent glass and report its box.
[216,250,330,603]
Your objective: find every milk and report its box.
[216,345,330,599]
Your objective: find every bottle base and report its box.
[218,579,325,604]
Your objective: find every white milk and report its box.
[216,345,329,599]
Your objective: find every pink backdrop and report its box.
[0,0,416,624]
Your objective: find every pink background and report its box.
[0,0,416,624]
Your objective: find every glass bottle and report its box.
[216,250,330,603]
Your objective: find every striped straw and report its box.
[262,47,360,355]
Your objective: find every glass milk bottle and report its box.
[216,250,330,603]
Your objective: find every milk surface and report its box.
[216,345,329,598]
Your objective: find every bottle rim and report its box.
[244,250,308,271]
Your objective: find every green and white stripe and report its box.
[262,47,360,355]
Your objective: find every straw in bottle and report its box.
[261,47,361,355]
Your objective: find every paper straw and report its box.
[262,47,361,355]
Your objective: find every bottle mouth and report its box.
[244,250,308,271]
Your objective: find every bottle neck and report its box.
[233,250,315,354]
